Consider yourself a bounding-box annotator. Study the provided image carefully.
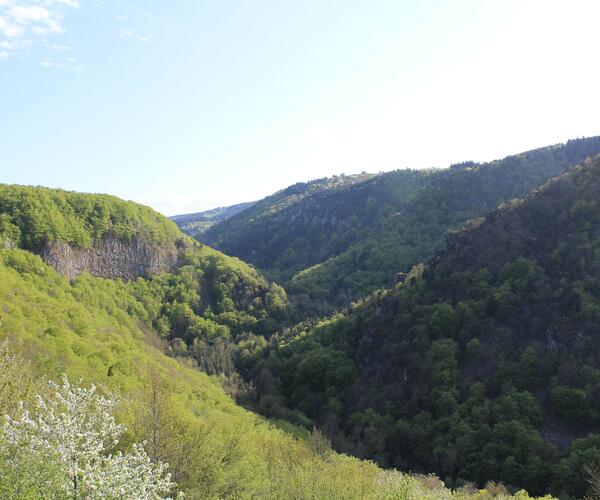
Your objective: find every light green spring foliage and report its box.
[0,183,181,249]
[129,241,288,345]
[0,183,292,385]
[2,374,176,499]
[0,250,553,499]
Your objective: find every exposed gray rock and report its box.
[41,235,178,280]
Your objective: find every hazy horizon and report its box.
[2,0,600,215]
[3,133,597,217]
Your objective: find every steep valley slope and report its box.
[195,137,600,317]
[0,183,551,498]
[246,155,600,498]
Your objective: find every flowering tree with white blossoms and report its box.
[1,375,179,499]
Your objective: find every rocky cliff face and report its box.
[41,235,178,280]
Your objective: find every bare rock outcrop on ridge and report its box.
[41,235,178,280]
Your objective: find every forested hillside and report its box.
[0,187,550,498]
[6,0,597,496]
[0,184,290,367]
[172,201,255,239]
[0,184,181,250]
[201,172,384,281]
[201,137,600,317]
[246,155,600,498]
[0,249,427,498]
[3,150,598,497]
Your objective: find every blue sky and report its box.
[1,0,600,215]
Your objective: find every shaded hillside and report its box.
[201,137,600,317]
[289,137,600,315]
[248,156,600,498]
[201,172,388,281]
[172,201,255,239]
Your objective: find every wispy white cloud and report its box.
[48,41,74,50]
[0,0,80,59]
[116,26,151,44]
[115,28,132,38]
[40,52,84,72]
[0,14,25,37]
[11,5,52,23]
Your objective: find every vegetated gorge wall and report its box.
[41,235,178,280]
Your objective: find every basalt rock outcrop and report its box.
[41,235,178,280]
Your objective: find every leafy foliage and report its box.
[197,166,426,314]
[289,137,600,316]
[248,156,600,498]
[0,184,182,250]
[0,257,547,498]
[126,242,290,374]
[0,182,292,379]
[4,142,596,497]
[1,375,176,499]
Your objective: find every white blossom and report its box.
[2,375,179,499]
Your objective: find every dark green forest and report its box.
[243,155,600,498]
[195,137,600,318]
[201,171,382,281]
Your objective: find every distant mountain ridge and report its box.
[197,137,600,316]
[201,170,430,281]
[171,201,255,238]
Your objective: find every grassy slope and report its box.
[0,249,370,497]
[0,248,225,402]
